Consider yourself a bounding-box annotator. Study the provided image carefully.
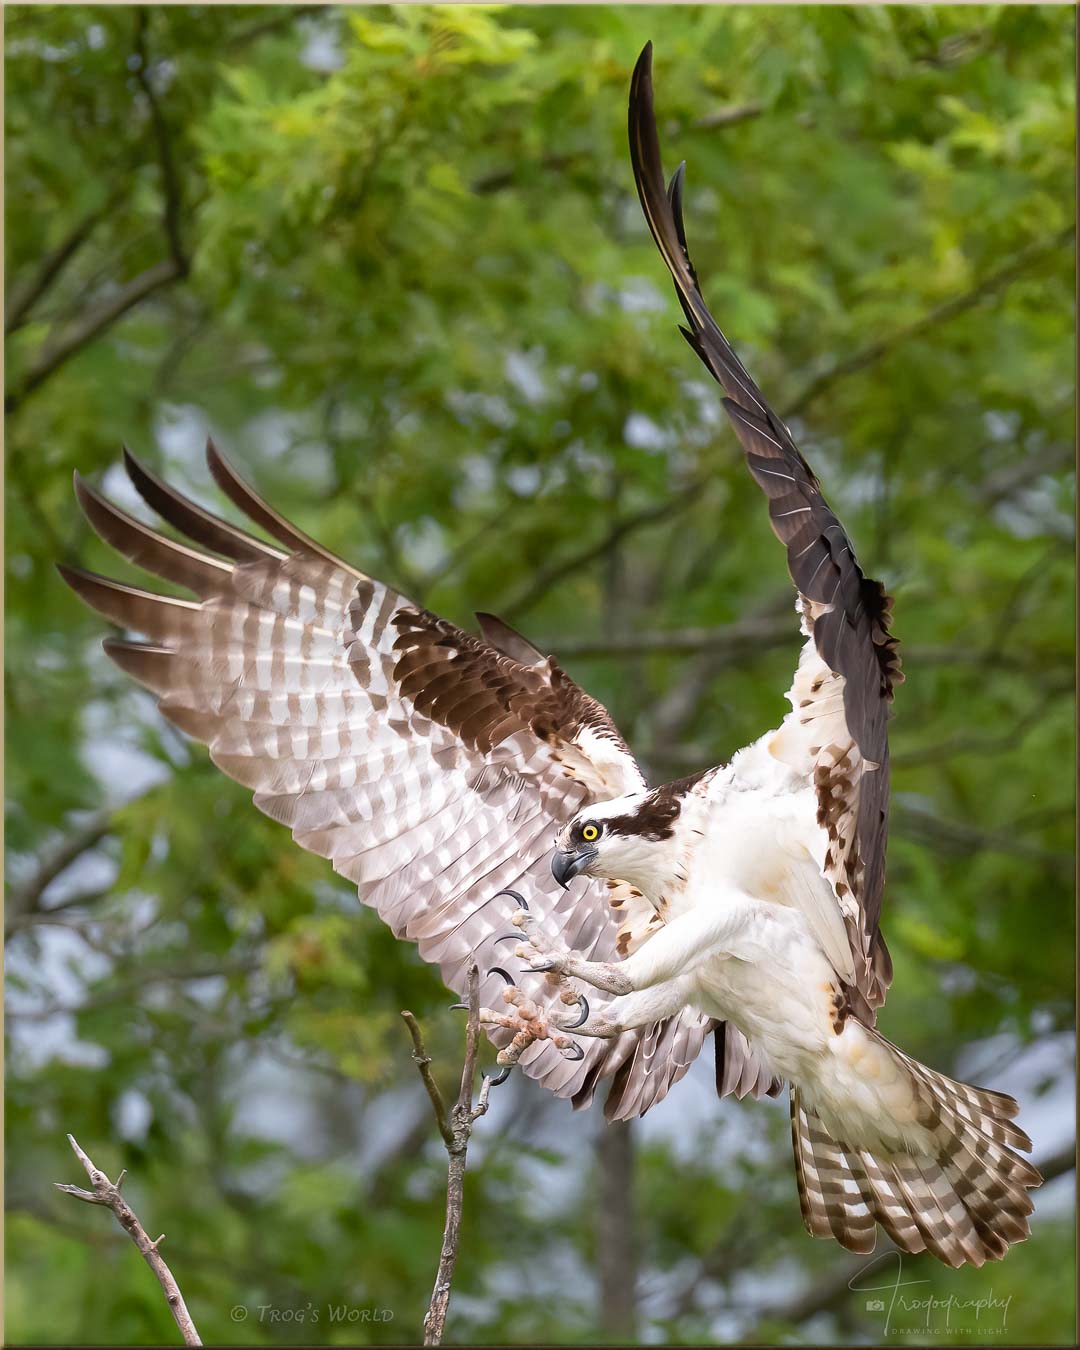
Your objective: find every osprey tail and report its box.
[790,1032,1041,1267]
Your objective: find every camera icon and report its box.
[865,1299,886,1312]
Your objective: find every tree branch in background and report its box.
[692,101,764,131]
[403,965,492,1346]
[5,9,191,415]
[132,7,187,274]
[224,3,323,52]
[785,223,1076,419]
[891,800,1072,873]
[597,1119,640,1340]
[5,808,113,935]
[4,192,119,335]
[554,612,794,660]
[54,1134,202,1347]
[5,258,187,414]
[553,618,1069,681]
[501,483,702,620]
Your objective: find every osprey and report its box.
[60,44,1039,1267]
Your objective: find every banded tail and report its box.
[790,1031,1041,1266]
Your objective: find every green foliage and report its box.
[5,5,1074,1346]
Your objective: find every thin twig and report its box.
[414,965,491,1346]
[401,1010,454,1147]
[54,1135,202,1346]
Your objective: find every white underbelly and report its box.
[692,906,838,1078]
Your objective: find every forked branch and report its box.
[54,1134,201,1346]
[402,964,492,1346]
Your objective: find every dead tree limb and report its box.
[402,965,491,1346]
[401,1010,455,1149]
[54,1134,202,1346]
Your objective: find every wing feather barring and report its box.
[60,42,1039,1265]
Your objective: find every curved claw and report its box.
[486,966,516,986]
[526,958,559,974]
[493,933,522,946]
[560,992,590,1030]
[448,1002,469,1012]
[561,1041,584,1062]
[485,1066,512,1088]
[493,889,528,911]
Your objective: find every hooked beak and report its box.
[551,845,598,890]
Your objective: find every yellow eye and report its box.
[581,823,600,842]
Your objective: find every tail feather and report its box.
[854,1148,928,1254]
[790,1038,1042,1267]
[890,1151,991,1268]
[791,1089,876,1253]
[901,1049,1033,1152]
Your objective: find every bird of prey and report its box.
[60,43,1039,1267]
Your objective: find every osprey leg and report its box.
[512,892,755,996]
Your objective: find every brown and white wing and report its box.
[629,45,902,1015]
[60,442,715,1118]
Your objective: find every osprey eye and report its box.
[581,823,600,843]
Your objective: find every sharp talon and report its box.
[561,1042,584,1062]
[494,934,521,946]
[493,889,528,911]
[487,967,516,986]
[528,959,558,973]
[448,1003,469,1012]
[485,1067,512,1088]
[561,993,590,1029]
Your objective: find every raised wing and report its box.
[60,442,755,1117]
[628,44,902,1015]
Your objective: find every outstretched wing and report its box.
[628,43,902,1015]
[60,442,733,1118]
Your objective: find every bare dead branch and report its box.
[401,1010,454,1147]
[55,1135,202,1346]
[420,964,491,1346]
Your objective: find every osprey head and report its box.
[552,777,702,895]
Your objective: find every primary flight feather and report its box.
[60,42,1039,1264]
